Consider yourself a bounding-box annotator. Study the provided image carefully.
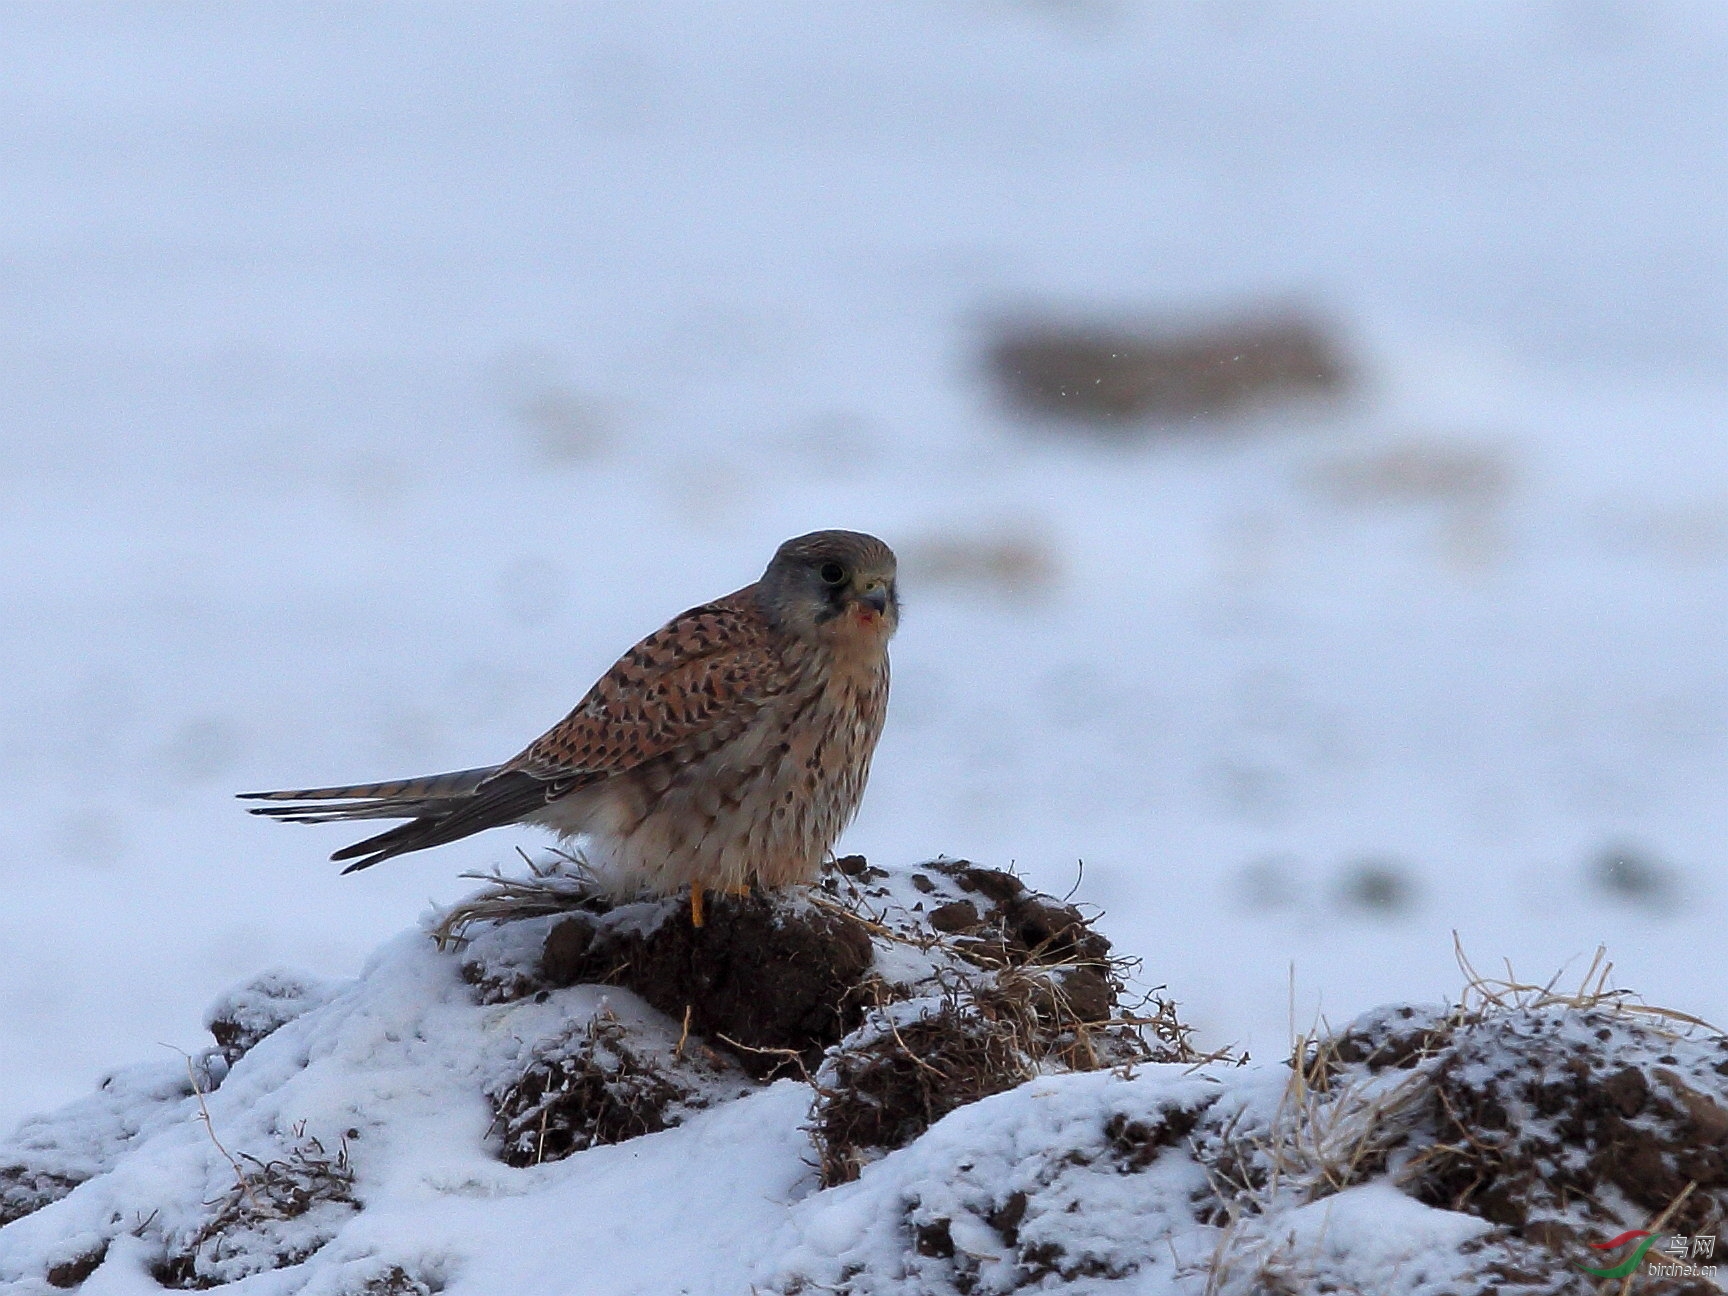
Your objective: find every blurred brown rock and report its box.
[987,309,1350,427]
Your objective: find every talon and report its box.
[690,886,705,928]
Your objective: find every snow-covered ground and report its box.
[5,1,1728,1133]
[6,864,1720,1295]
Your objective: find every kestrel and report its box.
[241,530,898,925]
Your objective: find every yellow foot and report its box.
[690,886,705,928]
[724,883,752,898]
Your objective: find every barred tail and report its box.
[239,765,556,873]
[238,766,500,807]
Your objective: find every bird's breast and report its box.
[535,639,889,896]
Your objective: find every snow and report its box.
[15,876,1712,1294]
[0,890,1460,1294]
[0,918,820,1295]
[766,1066,1226,1294]
[4,0,1728,1174]
[1245,1184,1495,1295]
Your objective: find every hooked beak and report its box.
[859,583,891,615]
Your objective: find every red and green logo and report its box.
[1582,1230,1658,1279]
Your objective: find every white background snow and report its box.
[4,0,1728,1133]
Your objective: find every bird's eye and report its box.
[818,561,847,585]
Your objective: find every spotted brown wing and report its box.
[503,592,791,788]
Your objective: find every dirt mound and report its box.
[1275,994,1728,1296]
[808,858,1183,1185]
[776,989,1728,1296]
[1412,1008,1728,1257]
[10,858,1728,1295]
[451,855,1178,1174]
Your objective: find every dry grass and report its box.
[154,1122,356,1289]
[429,849,602,950]
[1451,935,1719,1034]
[1200,1024,1432,1240]
[1275,1052,1430,1202]
[1201,1214,1364,1296]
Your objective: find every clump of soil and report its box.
[808,858,1186,1185]
[537,888,874,1080]
[885,1091,1218,1295]
[351,1265,446,1295]
[44,1240,108,1289]
[986,308,1349,426]
[1409,1006,1728,1247]
[784,989,1728,1296]
[813,995,1032,1187]
[203,969,334,1066]
[0,1166,84,1230]
[487,1008,755,1166]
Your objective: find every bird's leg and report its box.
[690,886,705,928]
[724,883,752,897]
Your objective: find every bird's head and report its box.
[759,530,900,646]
